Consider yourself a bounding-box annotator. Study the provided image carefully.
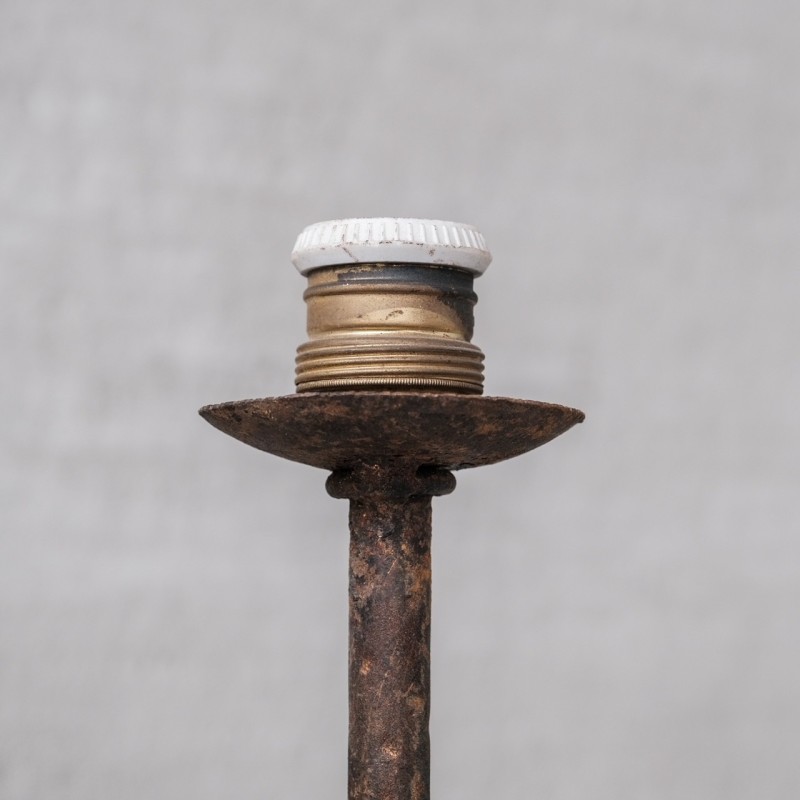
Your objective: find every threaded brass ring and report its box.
[295,263,486,394]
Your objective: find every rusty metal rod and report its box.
[328,464,456,800]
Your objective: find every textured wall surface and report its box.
[2,0,799,798]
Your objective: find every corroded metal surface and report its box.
[327,463,456,800]
[198,392,584,471]
[199,391,584,800]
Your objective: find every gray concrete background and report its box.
[2,0,799,798]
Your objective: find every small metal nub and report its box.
[291,219,492,394]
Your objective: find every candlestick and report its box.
[200,218,584,800]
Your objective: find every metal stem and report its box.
[327,464,456,800]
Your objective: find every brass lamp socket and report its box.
[290,219,492,394]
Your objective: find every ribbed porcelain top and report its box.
[291,218,492,275]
